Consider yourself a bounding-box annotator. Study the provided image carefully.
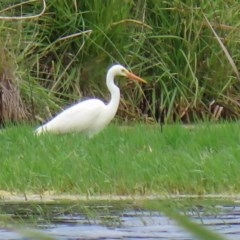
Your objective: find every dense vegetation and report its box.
[0,0,240,124]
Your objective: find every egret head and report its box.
[110,64,147,84]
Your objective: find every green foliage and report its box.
[134,0,240,122]
[0,0,240,122]
[1,123,240,195]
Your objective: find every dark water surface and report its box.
[0,199,239,239]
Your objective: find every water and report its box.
[0,200,239,239]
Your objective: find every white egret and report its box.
[35,64,146,137]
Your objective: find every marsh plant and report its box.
[0,0,240,124]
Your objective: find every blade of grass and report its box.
[161,206,228,240]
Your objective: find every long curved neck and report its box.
[106,69,120,111]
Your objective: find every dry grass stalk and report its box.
[204,14,240,80]
[0,48,28,125]
[0,0,46,20]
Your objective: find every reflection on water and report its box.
[0,201,239,239]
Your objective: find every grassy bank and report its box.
[1,122,240,195]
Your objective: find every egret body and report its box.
[35,64,146,137]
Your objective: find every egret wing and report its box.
[38,99,105,134]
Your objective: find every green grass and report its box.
[1,122,240,195]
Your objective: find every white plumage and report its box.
[35,64,146,137]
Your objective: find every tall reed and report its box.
[1,0,240,123]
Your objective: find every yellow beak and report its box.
[126,72,147,84]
